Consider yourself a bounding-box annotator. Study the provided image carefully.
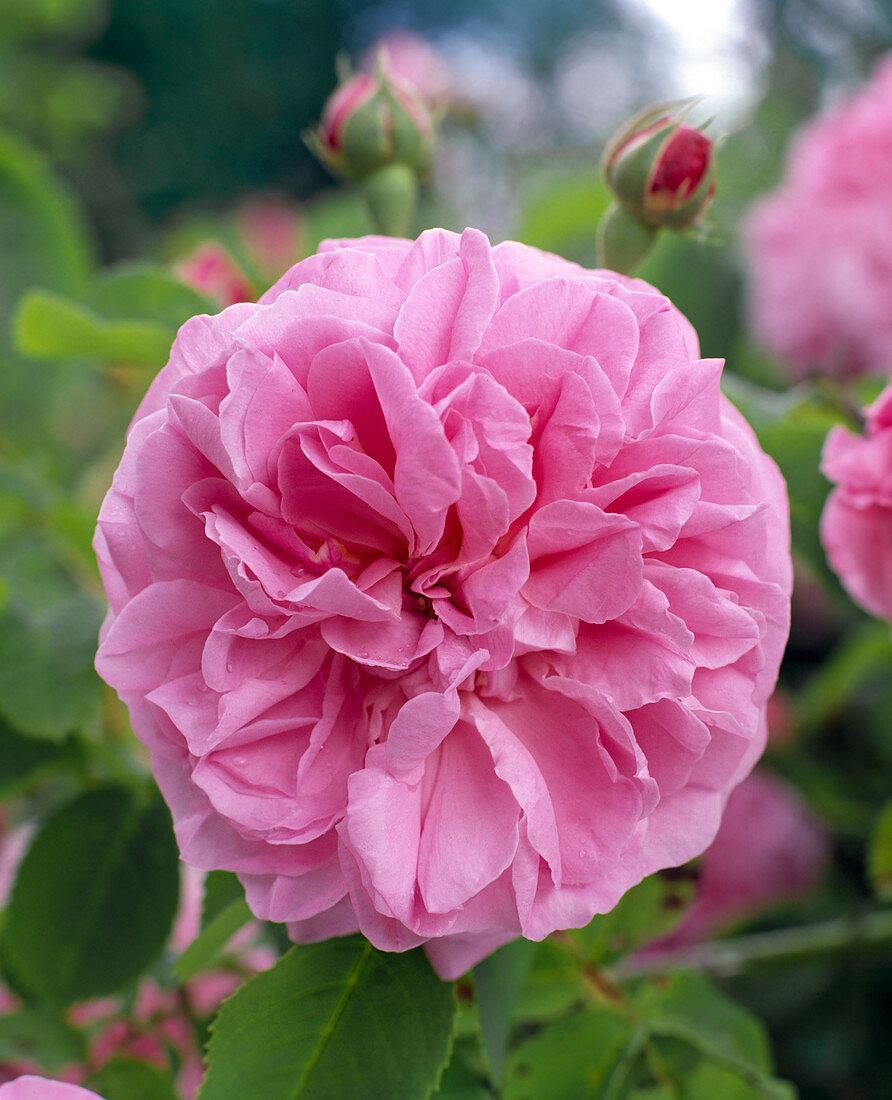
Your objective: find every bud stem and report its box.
[596,203,658,275]
[361,164,418,237]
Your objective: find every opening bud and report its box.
[603,101,716,231]
[306,68,435,184]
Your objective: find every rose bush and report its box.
[746,56,892,378]
[821,383,892,621]
[94,227,791,978]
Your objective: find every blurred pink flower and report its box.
[746,56,892,378]
[643,770,828,953]
[94,228,791,979]
[821,383,892,620]
[175,244,254,309]
[0,1080,103,1099]
[236,198,304,284]
[362,31,453,112]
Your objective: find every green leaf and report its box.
[512,937,586,1024]
[502,1006,634,1099]
[173,897,253,982]
[0,126,92,319]
[633,971,773,1079]
[434,1047,494,1098]
[85,263,216,328]
[0,589,103,740]
[517,172,612,262]
[572,873,696,966]
[86,1057,180,1100]
[868,799,892,902]
[199,938,457,1100]
[0,717,81,796]
[2,786,180,1005]
[0,1007,86,1072]
[14,289,174,366]
[201,869,246,929]
[680,1062,796,1100]
[473,938,535,1081]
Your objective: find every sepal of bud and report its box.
[603,100,716,231]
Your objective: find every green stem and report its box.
[596,203,658,274]
[361,164,418,237]
[616,909,892,981]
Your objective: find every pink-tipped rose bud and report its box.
[307,69,434,183]
[603,103,716,230]
[175,243,254,308]
[361,31,453,113]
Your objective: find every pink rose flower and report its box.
[641,769,828,955]
[746,56,892,378]
[821,383,892,619]
[94,228,792,979]
[0,1080,103,1100]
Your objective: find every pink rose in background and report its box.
[821,383,892,621]
[746,56,892,378]
[94,227,791,979]
[236,198,304,285]
[641,769,828,956]
[175,244,255,309]
[0,1080,103,1099]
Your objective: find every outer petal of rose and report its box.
[567,589,694,712]
[524,500,642,623]
[424,928,521,981]
[240,861,348,923]
[132,305,256,425]
[627,698,711,797]
[584,466,700,554]
[478,280,641,399]
[530,371,601,507]
[133,423,228,581]
[483,682,643,885]
[219,345,312,496]
[286,894,361,943]
[259,245,405,308]
[0,1078,106,1099]
[96,581,238,697]
[341,745,422,925]
[385,687,461,781]
[822,494,892,619]
[645,560,761,669]
[150,749,344,877]
[416,722,520,914]
[394,228,500,379]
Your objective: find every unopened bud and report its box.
[603,102,716,231]
[307,69,435,184]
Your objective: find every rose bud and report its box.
[306,68,435,237]
[603,102,717,231]
[307,69,434,184]
[175,243,255,308]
